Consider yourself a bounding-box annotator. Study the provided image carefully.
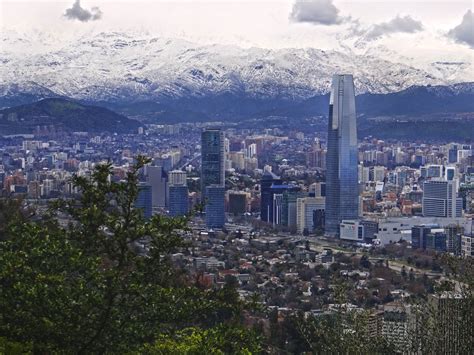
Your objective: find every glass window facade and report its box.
[325,74,359,236]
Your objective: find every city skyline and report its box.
[0,1,473,353]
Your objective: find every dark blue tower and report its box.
[135,182,153,219]
[260,170,282,223]
[201,128,225,199]
[201,128,225,228]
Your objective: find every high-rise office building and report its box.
[147,166,168,208]
[422,180,462,218]
[168,170,188,217]
[325,74,359,236]
[282,188,305,230]
[296,197,326,234]
[205,185,225,229]
[201,129,225,196]
[169,185,189,217]
[260,171,282,223]
[135,182,152,219]
[201,129,226,228]
[270,184,297,226]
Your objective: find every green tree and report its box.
[408,255,473,354]
[280,280,396,354]
[0,197,33,240]
[140,324,262,354]
[0,157,257,353]
[293,310,396,354]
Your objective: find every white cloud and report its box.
[64,0,102,22]
[289,0,347,26]
[364,15,423,40]
[447,10,474,48]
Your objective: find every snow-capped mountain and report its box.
[1,30,472,105]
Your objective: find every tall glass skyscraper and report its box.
[260,171,282,223]
[325,74,359,236]
[135,182,153,220]
[168,170,188,217]
[201,129,225,197]
[205,185,226,229]
[201,128,225,228]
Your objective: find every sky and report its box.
[0,0,473,67]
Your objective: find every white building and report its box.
[372,216,471,246]
[340,220,363,241]
[373,166,385,182]
[358,165,370,183]
[296,197,325,234]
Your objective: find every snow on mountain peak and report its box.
[0,31,471,103]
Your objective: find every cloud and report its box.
[64,0,102,22]
[289,0,347,26]
[448,10,474,48]
[365,15,423,40]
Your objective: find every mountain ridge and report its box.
[2,31,473,107]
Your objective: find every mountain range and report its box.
[2,31,473,101]
[0,31,473,139]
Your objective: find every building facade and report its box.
[168,170,188,217]
[201,129,225,198]
[135,182,152,219]
[325,74,359,236]
[260,171,282,223]
[422,180,462,218]
[201,129,226,228]
[147,165,168,208]
[205,185,225,229]
[296,197,325,234]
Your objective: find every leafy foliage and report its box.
[139,324,262,354]
[0,156,255,353]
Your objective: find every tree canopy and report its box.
[0,156,260,353]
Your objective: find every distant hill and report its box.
[0,98,140,134]
[96,82,474,123]
[1,83,473,141]
[358,119,474,142]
